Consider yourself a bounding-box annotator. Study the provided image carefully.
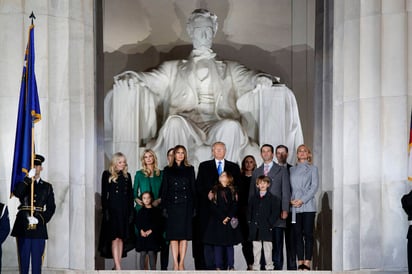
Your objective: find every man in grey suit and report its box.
[249,144,291,270]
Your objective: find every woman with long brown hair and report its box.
[160,145,196,270]
[238,155,257,270]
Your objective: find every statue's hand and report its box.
[114,71,143,88]
[256,74,281,88]
[256,75,273,87]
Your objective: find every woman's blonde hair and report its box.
[109,152,128,182]
[140,149,161,177]
[296,144,313,164]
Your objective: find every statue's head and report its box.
[186,9,218,50]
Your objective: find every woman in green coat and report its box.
[134,149,163,213]
[134,149,164,269]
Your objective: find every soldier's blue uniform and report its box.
[0,202,10,270]
[11,155,55,274]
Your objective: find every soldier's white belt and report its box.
[19,206,44,212]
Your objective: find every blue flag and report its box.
[10,24,41,196]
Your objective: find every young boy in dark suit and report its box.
[248,175,280,271]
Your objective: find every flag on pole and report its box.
[10,24,41,196]
[409,110,412,181]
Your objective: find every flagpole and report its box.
[28,126,36,230]
[28,11,36,230]
[10,11,41,203]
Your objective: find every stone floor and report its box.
[1,269,409,274]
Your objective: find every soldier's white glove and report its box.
[28,168,36,178]
[27,216,39,225]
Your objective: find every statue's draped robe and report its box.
[105,51,303,169]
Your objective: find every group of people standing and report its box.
[98,141,319,271]
[99,145,196,271]
[240,144,319,271]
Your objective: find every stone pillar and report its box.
[332,0,408,271]
[0,0,95,270]
[313,0,333,270]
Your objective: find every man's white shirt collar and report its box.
[215,159,225,168]
[264,161,274,170]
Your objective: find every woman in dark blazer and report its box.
[160,145,196,270]
[238,155,257,270]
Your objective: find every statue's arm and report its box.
[228,61,279,96]
[114,62,174,98]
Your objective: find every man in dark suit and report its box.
[11,154,56,274]
[402,190,412,274]
[249,144,291,270]
[275,144,296,270]
[193,141,241,270]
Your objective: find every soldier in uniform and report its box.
[0,201,10,271]
[11,154,56,274]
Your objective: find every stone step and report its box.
[0,269,408,274]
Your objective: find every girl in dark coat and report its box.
[203,171,242,270]
[160,145,196,270]
[135,191,163,270]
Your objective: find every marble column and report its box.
[313,0,333,270]
[332,0,408,271]
[0,0,95,270]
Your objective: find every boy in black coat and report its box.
[248,175,280,270]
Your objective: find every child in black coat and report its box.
[135,191,163,270]
[248,175,280,270]
[203,171,242,270]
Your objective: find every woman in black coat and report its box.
[238,155,257,270]
[99,152,135,270]
[160,145,196,270]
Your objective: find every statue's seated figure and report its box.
[104,9,303,170]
